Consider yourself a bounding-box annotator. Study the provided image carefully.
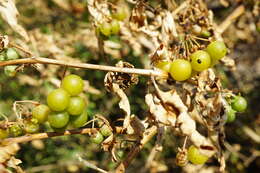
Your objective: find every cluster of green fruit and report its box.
[0,74,89,139]
[0,48,20,77]
[98,7,127,36]
[90,123,113,144]
[156,41,227,81]
[225,95,247,123]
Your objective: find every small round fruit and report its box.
[112,8,127,21]
[231,96,247,112]
[155,61,172,72]
[0,129,8,139]
[67,97,86,116]
[0,54,6,61]
[187,145,209,165]
[24,122,40,133]
[61,74,84,96]
[47,89,70,111]
[225,106,236,123]
[9,124,23,137]
[190,50,211,72]
[111,20,120,34]
[6,48,19,60]
[4,65,17,77]
[32,104,50,123]
[99,21,111,36]
[90,131,104,144]
[100,124,112,137]
[70,110,88,128]
[170,59,192,81]
[206,41,227,60]
[48,111,70,128]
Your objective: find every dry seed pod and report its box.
[175,147,188,167]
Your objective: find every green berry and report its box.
[206,41,227,61]
[0,54,6,61]
[99,21,111,36]
[190,50,211,72]
[231,96,247,112]
[100,124,112,137]
[48,111,70,128]
[6,48,19,60]
[61,74,84,96]
[225,106,236,123]
[9,124,23,137]
[155,61,172,72]
[0,129,8,139]
[112,8,127,21]
[32,104,50,123]
[70,110,88,128]
[90,131,104,144]
[47,88,70,111]
[67,97,86,116]
[24,122,40,134]
[170,59,192,81]
[111,20,120,35]
[4,65,17,77]
[187,145,209,165]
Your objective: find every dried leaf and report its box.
[0,143,20,163]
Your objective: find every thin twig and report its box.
[0,57,168,78]
[216,5,245,34]
[115,126,157,173]
[78,155,109,173]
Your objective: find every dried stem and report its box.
[0,57,167,78]
[1,126,124,145]
[216,5,245,34]
[115,126,157,173]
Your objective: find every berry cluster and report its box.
[98,6,127,37]
[156,41,227,81]
[0,48,19,77]
[225,95,247,123]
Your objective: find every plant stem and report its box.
[0,57,168,78]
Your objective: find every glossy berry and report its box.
[170,59,192,81]
[0,129,8,139]
[155,61,172,72]
[206,41,227,61]
[48,111,70,128]
[32,104,50,123]
[231,96,247,112]
[47,88,70,111]
[9,124,23,137]
[112,8,127,21]
[70,110,88,128]
[100,124,112,137]
[24,122,40,134]
[111,20,120,34]
[4,65,17,77]
[226,106,236,123]
[190,50,211,72]
[90,131,104,144]
[67,97,86,116]
[187,145,209,165]
[61,74,84,96]
[6,48,19,60]
[99,21,111,36]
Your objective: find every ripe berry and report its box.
[169,59,192,81]
[187,145,209,165]
[111,20,120,34]
[32,104,50,123]
[90,131,104,144]
[6,48,19,60]
[61,74,84,96]
[99,21,111,36]
[231,96,247,112]
[206,41,227,61]
[100,124,112,137]
[70,110,88,128]
[155,61,172,72]
[0,129,8,139]
[48,111,70,128]
[67,97,86,116]
[190,50,211,72]
[47,88,70,111]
